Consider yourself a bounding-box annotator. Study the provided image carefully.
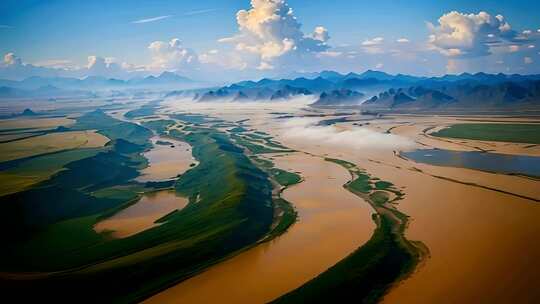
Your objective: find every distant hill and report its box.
[0,71,199,91]
[363,81,540,110]
[312,89,365,106]
[195,84,312,102]
[0,84,93,99]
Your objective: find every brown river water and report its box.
[94,190,188,238]
[137,136,196,182]
[144,152,375,303]
[94,135,194,238]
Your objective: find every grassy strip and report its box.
[274,158,426,304]
[431,123,540,144]
[141,119,176,135]
[231,134,294,154]
[124,100,161,119]
[270,168,302,187]
[71,109,152,146]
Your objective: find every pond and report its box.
[401,148,540,177]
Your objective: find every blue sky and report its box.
[1,0,539,80]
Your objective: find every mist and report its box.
[281,117,415,150]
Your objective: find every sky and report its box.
[0,0,539,81]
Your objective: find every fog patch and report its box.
[282,117,415,150]
[164,94,317,111]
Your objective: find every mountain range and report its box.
[362,80,540,110]
[3,70,540,111]
[182,70,540,109]
[0,72,200,97]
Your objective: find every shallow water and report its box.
[402,148,540,177]
[144,153,375,304]
[136,136,196,182]
[94,190,188,238]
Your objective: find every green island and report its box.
[0,110,301,303]
[273,158,427,304]
[430,123,540,144]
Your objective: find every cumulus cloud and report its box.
[86,56,126,77]
[0,52,148,80]
[312,26,330,42]
[396,38,410,43]
[148,38,199,71]
[4,52,22,66]
[220,0,330,69]
[428,11,517,57]
[281,117,415,150]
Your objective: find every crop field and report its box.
[0,130,109,162]
[431,123,540,144]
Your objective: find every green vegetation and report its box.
[141,119,176,135]
[170,113,222,124]
[71,109,152,145]
[431,123,540,144]
[370,191,390,205]
[228,126,248,133]
[1,119,277,303]
[275,158,426,304]
[0,148,104,196]
[124,100,161,118]
[375,180,393,190]
[270,168,302,187]
[231,134,294,154]
[155,140,173,146]
[1,110,303,303]
[267,198,297,238]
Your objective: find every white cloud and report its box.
[0,52,148,80]
[183,8,219,16]
[132,15,172,24]
[148,38,199,71]
[318,51,342,57]
[397,38,410,43]
[257,61,274,70]
[33,59,73,69]
[428,11,516,57]
[219,0,330,69]
[282,117,414,150]
[312,26,330,42]
[361,37,385,54]
[362,37,384,46]
[524,57,533,64]
[4,53,22,66]
[375,63,384,69]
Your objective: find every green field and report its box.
[431,123,540,144]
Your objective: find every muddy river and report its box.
[144,152,375,303]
